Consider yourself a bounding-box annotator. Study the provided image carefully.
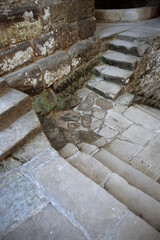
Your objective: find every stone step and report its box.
[116,28,159,43]
[0,89,32,131]
[101,50,139,71]
[86,77,124,100]
[104,172,160,231]
[135,104,160,121]
[60,144,160,231]
[0,78,9,96]
[109,39,148,57]
[18,147,160,240]
[94,64,133,85]
[93,149,160,203]
[0,110,42,161]
[123,106,160,131]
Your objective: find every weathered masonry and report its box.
[0,0,99,114]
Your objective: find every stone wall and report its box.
[0,0,99,110]
[127,37,160,109]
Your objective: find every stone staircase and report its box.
[0,80,51,170]
[1,33,160,239]
[87,32,149,101]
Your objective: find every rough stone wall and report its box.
[0,0,99,102]
[127,37,160,109]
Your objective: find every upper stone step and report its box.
[86,77,123,100]
[101,50,139,71]
[109,39,148,57]
[116,27,160,43]
[0,78,9,96]
[0,110,42,161]
[135,104,160,121]
[0,89,32,131]
[94,64,133,85]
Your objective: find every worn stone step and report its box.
[116,28,160,43]
[0,78,9,96]
[32,148,160,240]
[60,144,160,231]
[135,104,160,121]
[101,50,139,70]
[123,106,160,131]
[0,89,32,131]
[0,110,42,161]
[94,64,133,85]
[93,149,160,202]
[86,77,124,100]
[109,39,148,57]
[105,172,160,231]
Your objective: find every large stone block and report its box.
[5,63,44,96]
[0,2,43,49]
[37,51,71,87]
[68,36,100,69]
[52,21,79,50]
[0,42,34,76]
[34,32,56,57]
[77,17,96,40]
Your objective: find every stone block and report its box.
[34,33,56,57]
[0,42,34,76]
[52,22,78,50]
[128,157,149,173]
[37,51,71,87]
[3,204,87,240]
[5,63,44,96]
[77,143,98,155]
[0,3,43,49]
[77,17,96,40]
[68,36,100,69]
[99,125,118,139]
[145,166,160,180]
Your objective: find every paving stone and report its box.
[121,125,155,146]
[107,210,160,240]
[99,125,118,139]
[93,149,160,202]
[34,157,127,240]
[77,143,98,155]
[59,143,79,159]
[78,95,94,112]
[128,157,150,173]
[13,132,50,162]
[68,122,80,130]
[81,114,92,128]
[105,111,132,132]
[90,119,103,131]
[104,173,160,231]
[0,110,41,161]
[0,172,45,237]
[112,103,127,114]
[123,106,160,131]
[104,138,140,162]
[3,204,87,240]
[138,135,160,168]
[116,93,134,106]
[91,107,106,120]
[101,50,139,71]
[96,98,113,111]
[87,78,123,100]
[60,111,81,122]
[145,166,160,180]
